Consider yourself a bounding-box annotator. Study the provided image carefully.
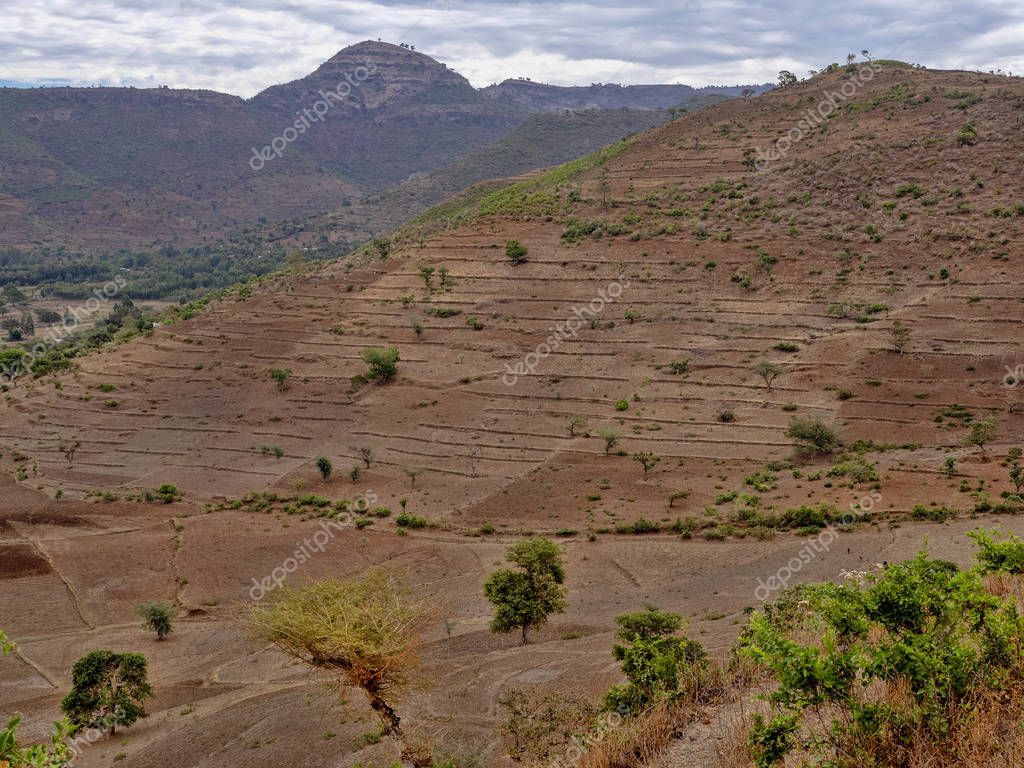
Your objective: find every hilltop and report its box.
[1,62,1023,767]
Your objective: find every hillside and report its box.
[0,41,766,259]
[2,62,1023,767]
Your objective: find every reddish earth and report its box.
[1,63,1023,767]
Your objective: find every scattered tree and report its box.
[597,427,621,455]
[270,368,292,391]
[358,447,373,468]
[890,320,911,353]
[411,319,423,338]
[135,602,177,640]
[61,650,153,736]
[567,415,588,437]
[786,416,841,455]
[418,264,435,292]
[484,538,566,645]
[755,361,785,392]
[402,466,423,487]
[506,240,529,265]
[964,416,997,457]
[360,347,400,383]
[777,70,798,88]
[633,452,661,479]
[316,456,333,481]
[60,439,81,467]
[1009,457,1024,494]
[250,571,430,762]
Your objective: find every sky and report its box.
[1,1,1022,96]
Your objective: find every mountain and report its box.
[0,41,768,257]
[479,79,755,111]
[247,41,522,189]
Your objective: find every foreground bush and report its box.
[740,536,1024,767]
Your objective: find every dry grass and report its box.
[575,703,678,768]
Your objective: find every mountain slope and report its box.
[0,41,768,255]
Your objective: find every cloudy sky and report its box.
[1,0,1021,96]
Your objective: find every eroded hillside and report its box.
[2,62,1024,768]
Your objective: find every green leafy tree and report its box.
[360,347,400,383]
[136,602,176,640]
[598,427,621,455]
[777,70,798,88]
[250,571,429,761]
[506,240,529,265]
[964,416,997,456]
[418,264,435,291]
[316,456,333,481]
[270,368,292,391]
[786,416,841,455]
[1010,459,1024,494]
[603,607,707,715]
[61,650,153,736]
[484,538,566,644]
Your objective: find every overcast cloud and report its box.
[1,0,1021,96]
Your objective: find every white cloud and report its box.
[0,0,1021,96]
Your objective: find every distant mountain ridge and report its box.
[0,40,769,254]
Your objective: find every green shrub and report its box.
[741,545,1024,768]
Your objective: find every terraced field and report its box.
[2,62,1024,767]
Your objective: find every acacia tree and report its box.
[250,570,431,764]
[506,240,529,265]
[891,320,911,353]
[136,602,176,640]
[61,650,152,736]
[484,538,566,645]
[633,452,661,479]
[598,427,621,455]
[60,439,80,467]
[316,456,333,481]
[567,415,588,437]
[786,416,841,455]
[361,348,400,383]
[755,362,785,393]
[964,416,997,457]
